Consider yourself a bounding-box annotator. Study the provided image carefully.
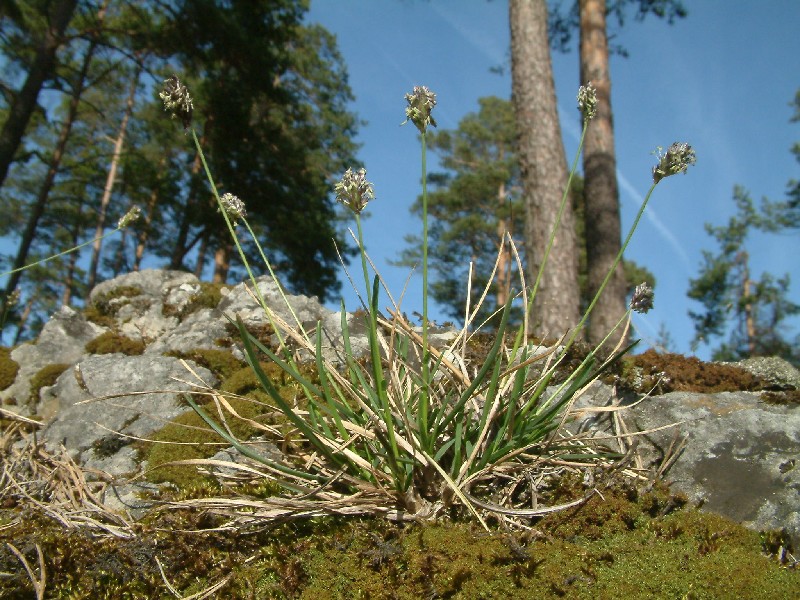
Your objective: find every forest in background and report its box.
[0,0,796,365]
[0,0,360,342]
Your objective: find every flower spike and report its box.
[403,86,437,134]
[577,83,597,121]
[159,75,194,129]
[652,142,696,184]
[219,193,246,226]
[630,282,655,314]
[335,168,375,214]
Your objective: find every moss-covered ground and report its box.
[0,475,796,598]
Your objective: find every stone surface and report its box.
[726,356,800,390]
[571,383,800,547]
[39,354,217,468]
[1,305,106,407]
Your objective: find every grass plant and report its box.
[155,76,696,527]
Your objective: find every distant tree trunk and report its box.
[509,0,580,337]
[194,232,208,278]
[12,295,35,346]
[212,242,232,283]
[0,0,78,188]
[61,197,86,306]
[2,32,95,310]
[87,66,141,291]
[580,0,627,350]
[133,157,166,271]
[737,250,756,356]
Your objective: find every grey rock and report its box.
[145,307,231,356]
[89,270,199,342]
[40,354,216,473]
[571,384,800,547]
[731,356,800,390]
[1,305,106,410]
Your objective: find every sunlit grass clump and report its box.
[145,76,694,525]
[150,75,700,527]
[0,75,696,530]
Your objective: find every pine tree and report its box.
[0,0,78,187]
[688,187,799,365]
[0,0,361,340]
[548,0,687,348]
[509,0,581,337]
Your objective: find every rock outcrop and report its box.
[1,269,798,547]
[572,383,800,548]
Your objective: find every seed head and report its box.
[159,75,193,129]
[403,86,437,134]
[118,205,141,229]
[5,288,20,309]
[219,193,246,226]
[335,168,374,214]
[577,83,597,120]
[630,282,655,314]
[652,142,696,184]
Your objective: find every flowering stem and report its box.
[565,181,659,349]
[420,130,431,444]
[0,227,126,279]
[187,129,293,352]
[511,117,590,358]
[355,212,402,483]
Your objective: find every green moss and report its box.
[2,480,797,599]
[0,346,19,392]
[142,361,306,489]
[164,348,245,381]
[29,363,69,404]
[162,281,229,321]
[84,285,143,327]
[85,331,145,356]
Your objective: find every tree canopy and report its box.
[0,0,360,341]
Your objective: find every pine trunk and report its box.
[2,32,95,308]
[212,242,232,284]
[509,0,580,337]
[0,0,78,187]
[133,157,166,271]
[580,0,628,350]
[87,66,141,291]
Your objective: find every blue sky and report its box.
[306,0,800,360]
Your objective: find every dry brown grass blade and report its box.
[6,542,46,600]
[159,491,408,525]
[1,423,134,538]
[463,488,598,518]
[0,407,42,426]
[156,556,233,599]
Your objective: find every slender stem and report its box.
[420,130,430,445]
[0,227,125,279]
[356,213,401,483]
[190,129,299,356]
[190,130,262,300]
[511,118,589,359]
[565,181,659,349]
